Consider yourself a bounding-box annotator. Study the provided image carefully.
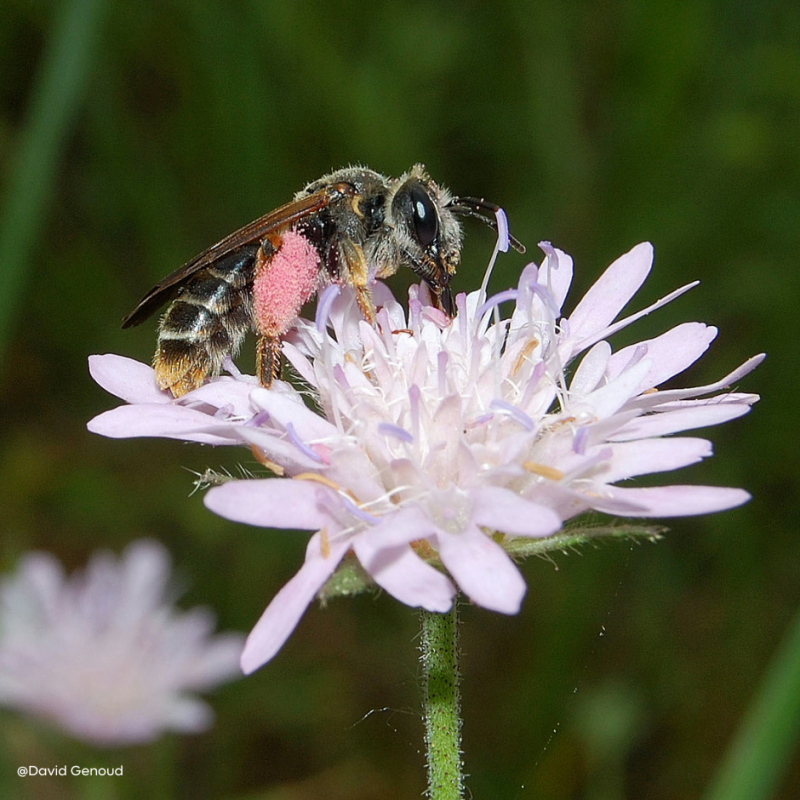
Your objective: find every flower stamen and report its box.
[285,422,326,463]
[523,461,564,481]
[249,444,285,475]
[510,338,541,378]
[490,399,535,431]
[294,472,341,491]
[378,422,414,442]
[320,527,331,558]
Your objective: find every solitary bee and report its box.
[122,164,524,397]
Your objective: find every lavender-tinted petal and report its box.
[87,405,241,445]
[435,526,527,614]
[607,323,718,389]
[570,281,700,357]
[250,387,338,440]
[584,358,653,419]
[355,506,438,550]
[567,243,653,343]
[609,401,754,441]
[570,341,612,395]
[221,426,330,472]
[602,437,713,482]
[597,485,751,517]
[88,354,168,404]
[315,284,341,331]
[204,479,333,530]
[280,341,316,384]
[352,538,455,612]
[472,486,562,538]
[240,534,351,673]
[183,378,257,416]
[536,244,574,312]
[633,353,766,406]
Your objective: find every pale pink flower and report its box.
[0,540,243,745]
[88,240,762,674]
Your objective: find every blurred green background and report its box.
[0,0,796,798]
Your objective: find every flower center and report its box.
[428,488,472,535]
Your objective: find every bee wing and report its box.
[122,182,355,328]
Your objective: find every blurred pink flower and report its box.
[88,242,762,674]
[0,540,244,745]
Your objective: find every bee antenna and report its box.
[447,197,526,254]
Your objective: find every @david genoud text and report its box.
[18,765,123,777]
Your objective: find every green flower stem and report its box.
[420,601,463,800]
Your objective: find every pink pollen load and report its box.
[254,231,321,335]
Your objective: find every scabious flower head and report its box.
[0,540,244,745]
[88,237,762,674]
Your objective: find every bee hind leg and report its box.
[256,335,282,387]
[354,286,377,324]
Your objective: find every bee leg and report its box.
[340,240,377,324]
[256,335,282,387]
[355,286,376,324]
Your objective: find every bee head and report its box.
[390,165,463,317]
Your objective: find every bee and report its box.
[122,164,524,397]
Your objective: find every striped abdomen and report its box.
[154,246,257,396]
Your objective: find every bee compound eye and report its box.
[409,185,439,248]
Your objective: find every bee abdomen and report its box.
[155,247,257,396]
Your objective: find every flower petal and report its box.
[609,400,753,440]
[204,479,333,530]
[607,323,717,389]
[89,354,168,404]
[633,354,766,407]
[536,244,574,313]
[87,405,240,444]
[281,340,316,384]
[602,437,713,482]
[241,534,350,673]
[595,485,751,517]
[435,525,527,614]
[567,243,653,345]
[350,505,438,551]
[352,538,455,612]
[569,281,700,358]
[251,387,339,440]
[583,357,653,419]
[570,341,612,395]
[472,486,562,538]
[219,426,332,472]
[181,378,258,417]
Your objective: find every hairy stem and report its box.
[420,601,463,800]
